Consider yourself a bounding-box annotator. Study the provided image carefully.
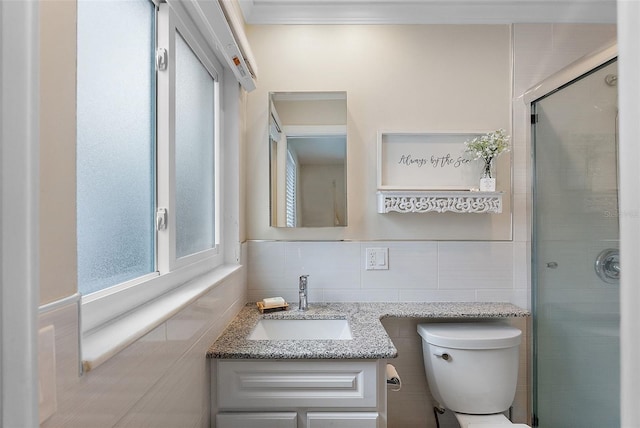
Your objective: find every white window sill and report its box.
[81,264,241,372]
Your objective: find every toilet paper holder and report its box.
[386,364,401,391]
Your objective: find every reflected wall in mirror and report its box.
[269,92,347,228]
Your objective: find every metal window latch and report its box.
[156,48,167,71]
[156,208,167,231]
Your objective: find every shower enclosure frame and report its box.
[523,41,618,427]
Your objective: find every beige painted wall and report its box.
[246,24,512,241]
[39,0,77,305]
[274,98,347,126]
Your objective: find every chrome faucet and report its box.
[298,275,309,311]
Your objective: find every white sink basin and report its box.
[247,319,352,340]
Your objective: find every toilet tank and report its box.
[417,322,522,415]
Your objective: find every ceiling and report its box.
[237,0,617,25]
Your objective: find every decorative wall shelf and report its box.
[376,131,505,214]
[377,190,503,214]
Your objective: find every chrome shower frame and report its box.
[523,41,618,427]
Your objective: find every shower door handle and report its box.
[546,262,558,269]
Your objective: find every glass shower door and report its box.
[533,59,619,428]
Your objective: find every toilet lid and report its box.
[417,322,521,349]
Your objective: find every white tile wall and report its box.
[438,242,513,289]
[39,262,247,428]
[247,240,523,306]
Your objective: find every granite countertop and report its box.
[207,302,530,360]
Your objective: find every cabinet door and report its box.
[306,412,378,428]
[217,360,377,409]
[216,412,297,428]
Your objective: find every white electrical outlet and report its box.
[38,325,57,424]
[365,247,389,270]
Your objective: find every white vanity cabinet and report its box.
[306,412,379,428]
[216,412,297,427]
[212,359,386,428]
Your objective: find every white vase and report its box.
[480,159,496,191]
[480,177,496,192]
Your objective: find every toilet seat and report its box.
[455,412,531,428]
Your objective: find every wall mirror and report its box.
[269,91,347,228]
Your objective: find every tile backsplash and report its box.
[247,240,528,309]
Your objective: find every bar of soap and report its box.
[262,297,286,306]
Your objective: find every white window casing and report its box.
[81,0,248,370]
[156,2,222,274]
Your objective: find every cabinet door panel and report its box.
[307,412,378,428]
[217,360,377,409]
[216,412,297,428]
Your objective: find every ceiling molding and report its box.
[237,0,616,25]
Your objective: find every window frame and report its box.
[157,3,222,272]
[81,1,225,334]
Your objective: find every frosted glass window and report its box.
[77,0,155,295]
[175,32,216,258]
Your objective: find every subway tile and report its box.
[475,288,515,303]
[513,241,530,289]
[322,288,399,302]
[283,268,360,290]
[247,276,290,292]
[512,192,530,243]
[247,287,321,305]
[40,271,246,428]
[438,242,513,289]
[284,242,361,289]
[511,288,531,309]
[247,289,293,304]
[247,241,285,290]
[39,302,80,428]
[284,241,360,271]
[247,241,285,274]
[361,242,438,290]
[116,300,244,428]
[399,289,476,302]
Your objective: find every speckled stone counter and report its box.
[207,302,529,360]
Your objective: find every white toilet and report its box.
[417,322,531,428]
